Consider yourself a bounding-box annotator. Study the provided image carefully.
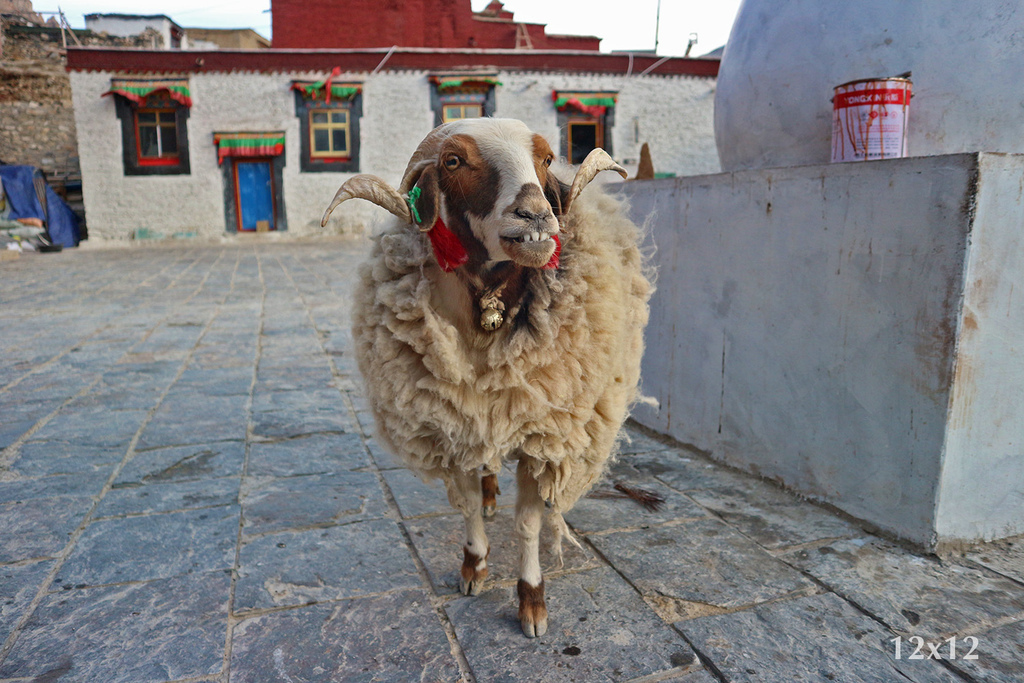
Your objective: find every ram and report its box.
[322,118,651,637]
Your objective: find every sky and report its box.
[51,0,742,57]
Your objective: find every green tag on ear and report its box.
[405,187,423,224]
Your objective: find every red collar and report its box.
[427,216,560,273]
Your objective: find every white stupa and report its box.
[714,0,1024,171]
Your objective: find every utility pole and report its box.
[654,0,661,53]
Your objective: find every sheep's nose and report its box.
[514,207,544,222]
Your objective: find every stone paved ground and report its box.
[1,240,1022,683]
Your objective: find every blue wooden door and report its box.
[236,161,275,231]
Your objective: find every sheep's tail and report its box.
[548,511,584,569]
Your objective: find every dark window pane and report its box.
[313,129,330,152]
[139,126,159,157]
[311,111,329,124]
[157,111,175,125]
[160,125,178,154]
[569,123,598,164]
[137,111,157,124]
[332,128,348,154]
[331,111,348,124]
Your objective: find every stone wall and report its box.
[0,19,157,180]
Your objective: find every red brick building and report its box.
[271,0,601,51]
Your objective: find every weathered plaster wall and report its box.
[71,68,717,241]
[71,70,220,239]
[623,153,1024,549]
[69,70,434,240]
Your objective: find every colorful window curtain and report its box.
[430,75,502,93]
[103,78,192,107]
[291,68,362,104]
[552,91,618,117]
[213,132,285,165]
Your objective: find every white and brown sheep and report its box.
[322,118,651,637]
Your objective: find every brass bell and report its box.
[480,307,504,331]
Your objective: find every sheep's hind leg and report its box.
[515,457,548,638]
[481,472,500,518]
[444,469,490,596]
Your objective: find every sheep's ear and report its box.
[544,173,570,217]
[409,164,441,231]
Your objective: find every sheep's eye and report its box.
[443,156,461,171]
[544,155,553,168]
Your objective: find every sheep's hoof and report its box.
[482,503,497,518]
[517,579,548,638]
[460,546,489,596]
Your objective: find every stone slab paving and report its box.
[782,538,1024,640]
[679,593,963,683]
[0,240,1020,683]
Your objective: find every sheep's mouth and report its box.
[499,231,557,267]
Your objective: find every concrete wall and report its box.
[936,154,1024,544]
[623,153,1024,550]
[70,69,717,242]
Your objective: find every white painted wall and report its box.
[497,72,719,178]
[623,153,1024,550]
[70,68,717,241]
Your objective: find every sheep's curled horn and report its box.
[320,126,627,231]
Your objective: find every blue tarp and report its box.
[0,165,81,247]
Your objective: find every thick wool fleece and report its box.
[352,189,652,513]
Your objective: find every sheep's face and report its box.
[432,119,562,269]
[321,118,627,271]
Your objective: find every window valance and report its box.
[552,91,618,117]
[291,68,362,103]
[430,74,501,93]
[103,78,192,107]
[213,132,285,164]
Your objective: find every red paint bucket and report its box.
[831,78,912,162]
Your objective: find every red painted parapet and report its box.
[270,0,601,51]
[66,47,720,78]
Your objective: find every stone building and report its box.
[66,47,719,241]
[84,13,186,50]
[0,11,157,208]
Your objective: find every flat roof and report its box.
[65,46,719,78]
[83,13,183,29]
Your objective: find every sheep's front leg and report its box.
[515,457,547,638]
[444,469,490,596]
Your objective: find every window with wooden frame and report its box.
[105,79,192,176]
[309,109,351,159]
[553,91,617,165]
[441,103,484,123]
[136,108,180,165]
[566,118,604,165]
[430,74,498,127]
[292,78,362,173]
